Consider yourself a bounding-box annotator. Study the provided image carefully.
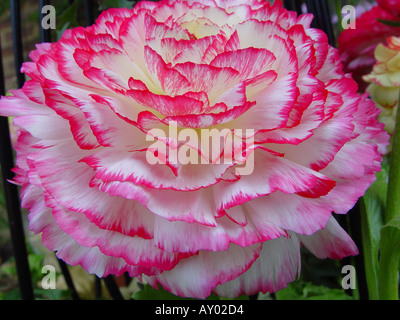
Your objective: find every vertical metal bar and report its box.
[10,0,25,88]
[347,202,369,300]
[84,0,95,26]
[124,272,132,287]
[305,0,318,28]
[283,0,296,11]
[312,0,336,46]
[104,275,124,300]
[95,276,102,299]
[39,0,52,43]
[294,0,305,14]
[0,36,34,299]
[57,258,80,300]
[283,0,304,15]
[335,214,354,294]
[304,1,336,45]
[0,43,5,97]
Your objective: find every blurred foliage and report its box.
[360,157,388,299]
[0,252,71,300]
[275,281,353,300]
[99,0,136,10]
[133,283,249,300]
[55,0,83,39]
[378,19,400,27]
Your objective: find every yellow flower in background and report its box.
[364,36,400,135]
[366,85,398,134]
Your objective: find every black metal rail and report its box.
[0,0,33,301]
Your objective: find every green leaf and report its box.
[56,22,72,41]
[0,216,8,229]
[34,288,70,300]
[133,284,200,300]
[220,295,249,301]
[0,186,6,209]
[360,158,388,299]
[132,284,247,300]
[132,284,191,300]
[1,288,21,300]
[381,217,400,250]
[378,19,400,27]
[57,0,81,34]
[55,0,83,40]
[379,90,400,299]
[99,0,135,10]
[276,281,353,300]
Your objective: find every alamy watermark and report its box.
[341,265,357,290]
[145,121,255,175]
[40,3,358,33]
[39,263,357,291]
[41,5,56,30]
[341,5,356,30]
[41,264,56,290]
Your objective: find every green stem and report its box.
[359,199,379,300]
[379,90,400,300]
[385,91,400,224]
[334,0,343,32]
[378,236,400,300]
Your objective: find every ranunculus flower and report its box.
[338,3,400,92]
[364,36,400,135]
[0,0,389,298]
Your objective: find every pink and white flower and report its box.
[0,0,388,298]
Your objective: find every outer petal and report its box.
[144,243,263,299]
[23,184,159,278]
[152,213,285,253]
[241,191,333,236]
[213,235,301,297]
[25,140,156,237]
[297,217,359,259]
